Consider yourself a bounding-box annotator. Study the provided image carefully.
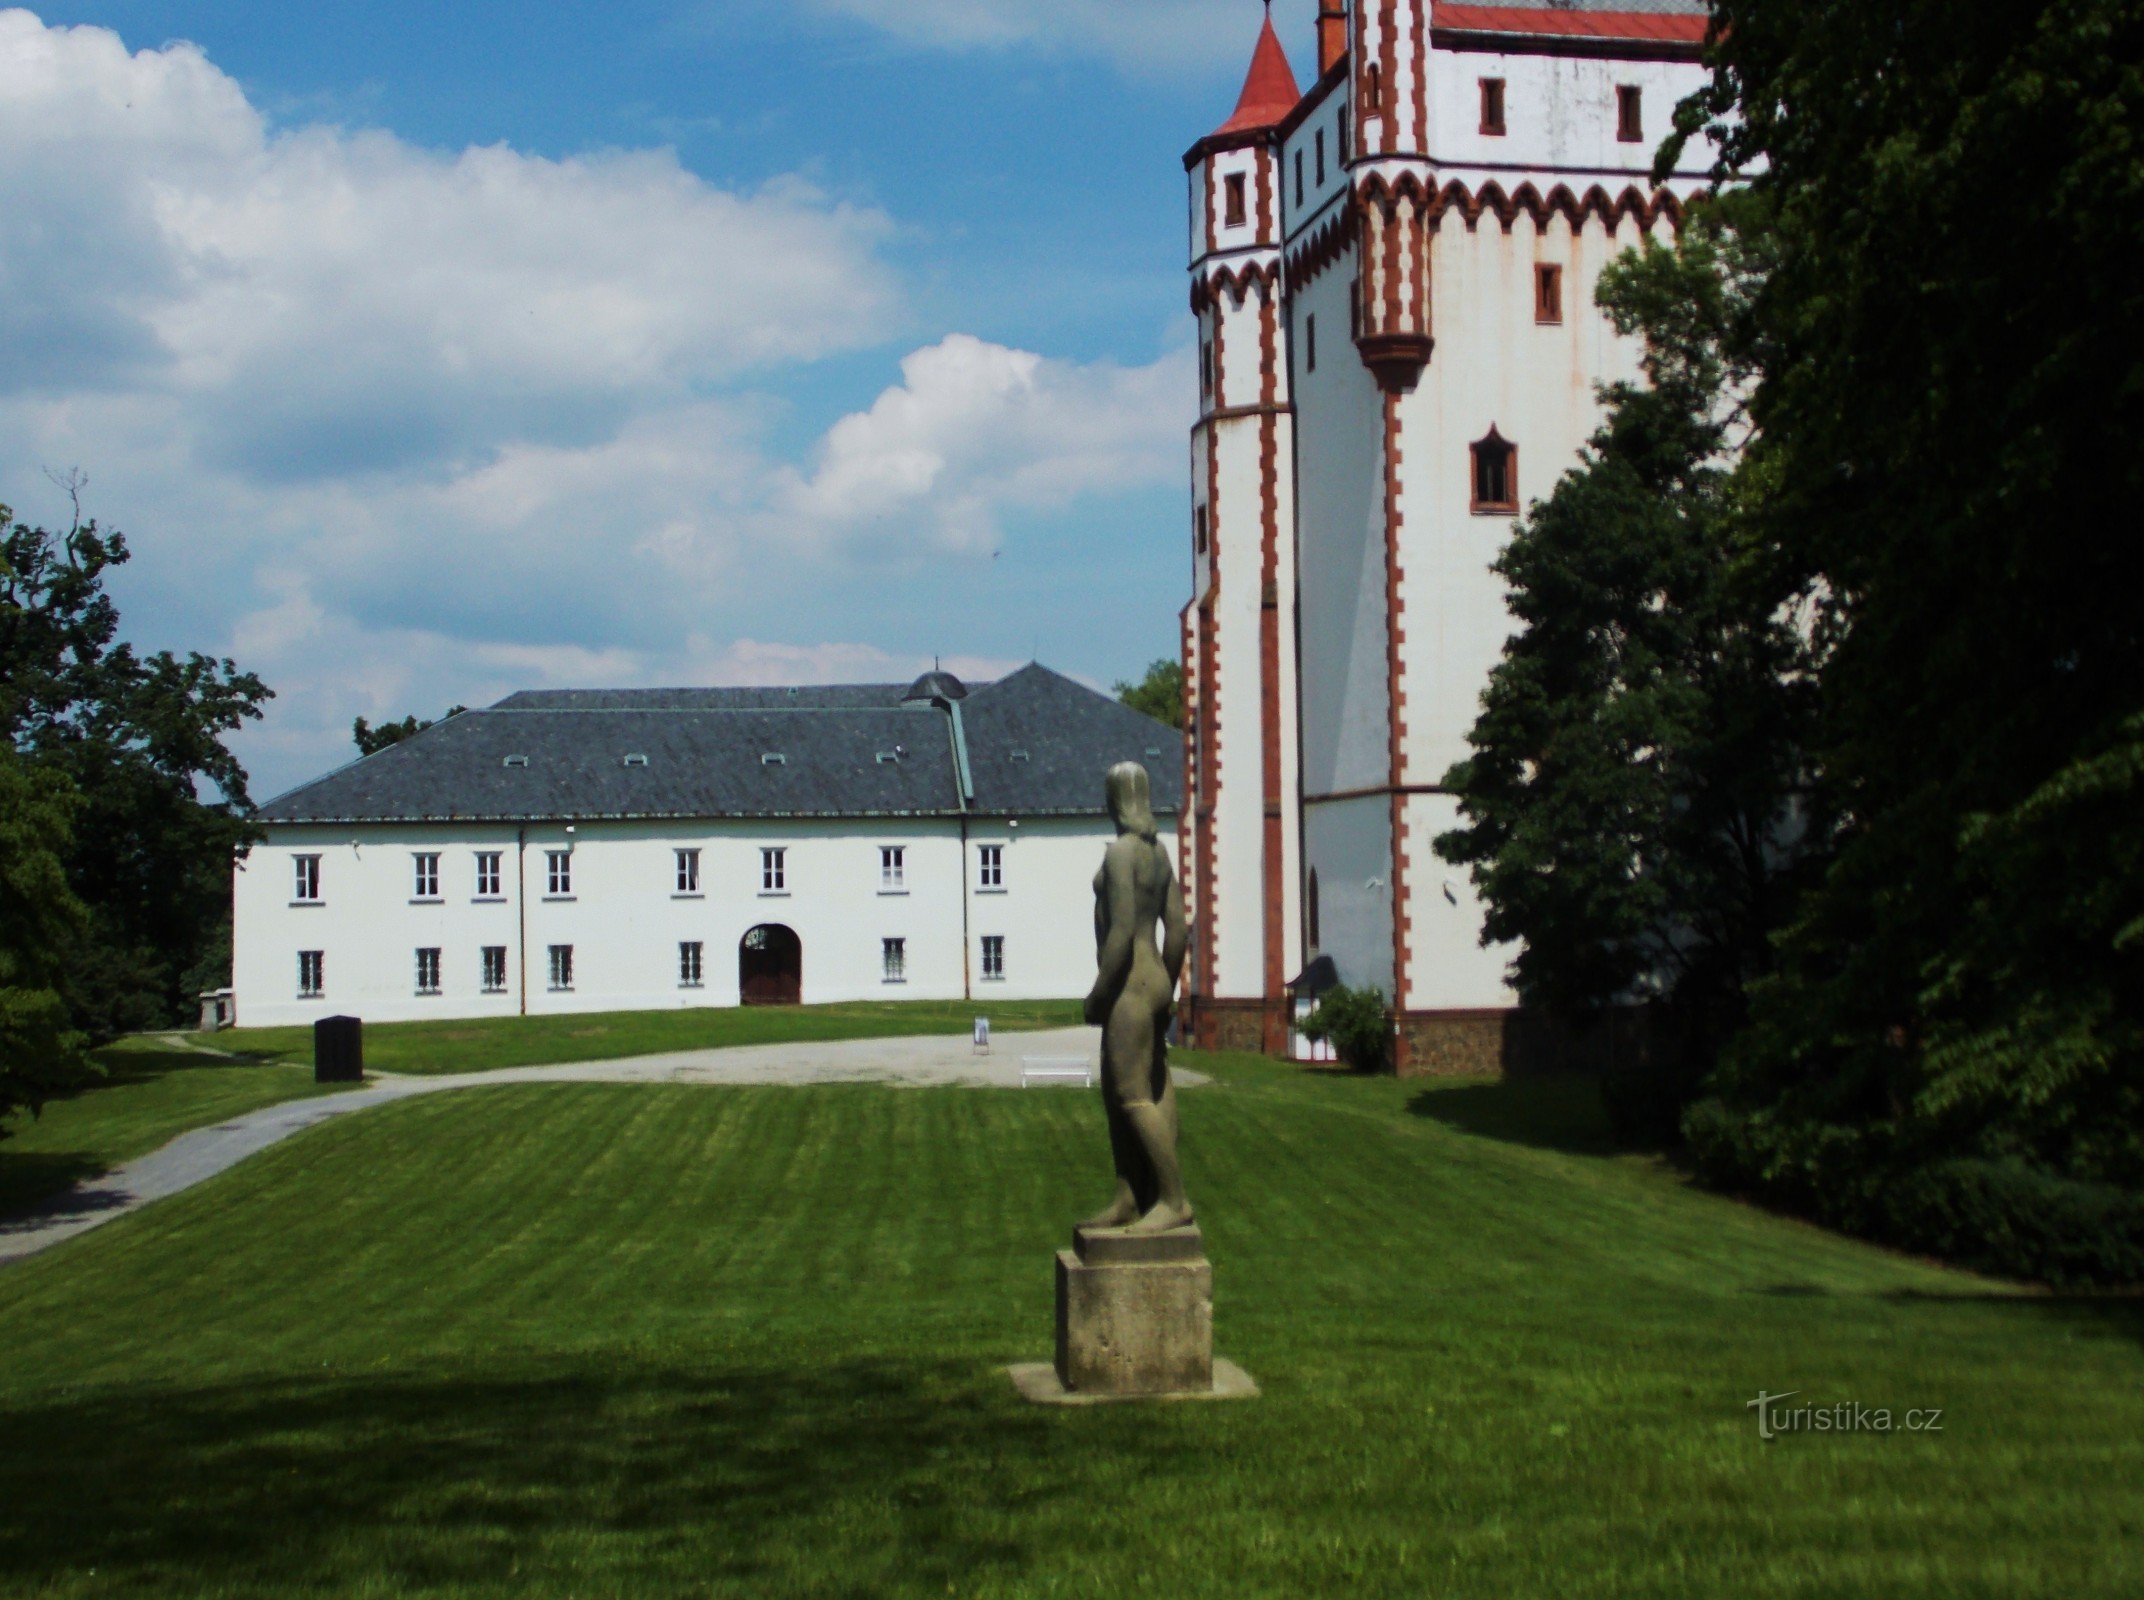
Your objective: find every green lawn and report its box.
[0,1039,332,1217]
[195,998,1085,1076]
[1,1054,2138,1598]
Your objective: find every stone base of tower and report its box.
[1393,1008,1662,1080]
[1183,996,1290,1057]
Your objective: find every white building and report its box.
[1180,1,1717,1070]
[234,666,1181,1027]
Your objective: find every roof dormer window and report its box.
[503,754,529,769]
[622,753,649,768]
[761,752,786,766]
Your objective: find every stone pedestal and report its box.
[1006,1225,1256,1405]
[1057,1225,1212,1397]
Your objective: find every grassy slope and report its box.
[0,1040,332,1217]
[0,1053,2138,1598]
[195,998,1085,1076]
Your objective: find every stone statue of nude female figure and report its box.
[1080,762,1193,1235]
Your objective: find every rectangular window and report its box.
[978,843,1005,890]
[294,855,322,903]
[981,935,1005,982]
[481,946,508,994]
[1294,149,1304,207]
[1194,505,1209,554]
[1223,173,1246,229]
[1306,313,1317,373]
[1338,106,1349,160]
[1366,63,1383,113]
[880,845,906,891]
[546,851,572,896]
[680,940,704,988]
[415,947,442,995]
[1315,128,1326,184]
[676,848,701,895]
[1618,85,1644,143]
[1536,263,1564,324]
[1199,341,1214,399]
[881,937,907,984]
[298,950,324,998]
[548,944,574,991]
[1480,77,1506,136]
[475,852,502,897]
[413,853,440,899]
[761,847,787,893]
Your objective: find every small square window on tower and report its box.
[1480,78,1506,136]
[1536,263,1565,324]
[1618,85,1644,143]
[1471,428,1519,515]
[1224,173,1246,229]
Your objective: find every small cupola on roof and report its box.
[1210,10,1303,138]
[902,669,968,705]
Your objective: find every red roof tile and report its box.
[1433,5,1708,44]
[1211,13,1303,138]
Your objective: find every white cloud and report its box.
[796,0,1295,76]
[774,333,1186,557]
[0,9,898,478]
[0,11,1190,795]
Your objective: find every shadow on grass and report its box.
[0,1152,106,1220]
[1404,1072,1620,1157]
[0,1358,1189,1595]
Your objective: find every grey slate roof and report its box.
[257,663,1183,825]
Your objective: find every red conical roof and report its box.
[1210,12,1302,138]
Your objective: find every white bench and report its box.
[1020,1057,1094,1089]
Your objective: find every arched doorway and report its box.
[739,924,801,1006]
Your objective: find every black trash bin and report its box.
[315,1016,364,1084]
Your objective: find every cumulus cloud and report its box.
[0,10,1188,793]
[796,0,1292,75]
[775,334,1186,557]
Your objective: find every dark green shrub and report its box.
[1300,985,1392,1075]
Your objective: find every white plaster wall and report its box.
[234,817,1177,1027]
[1400,793,1517,1010]
[1289,249,1390,800]
[1399,207,1662,786]
[1303,795,1395,1000]
[1209,392,1273,996]
[1426,44,1717,180]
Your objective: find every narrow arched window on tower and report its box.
[1471,428,1519,515]
[1480,78,1507,137]
[1618,85,1644,143]
[1536,264,1565,324]
[1224,173,1247,229]
[1366,63,1383,114]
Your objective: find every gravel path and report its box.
[1,1026,1203,1266]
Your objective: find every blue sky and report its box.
[1,2,1315,795]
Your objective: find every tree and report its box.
[1669,1,2144,1191]
[1115,659,1184,730]
[0,746,91,1122]
[354,707,465,756]
[1,496,272,1036]
[1436,200,1815,1033]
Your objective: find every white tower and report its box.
[1181,12,1306,1055]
